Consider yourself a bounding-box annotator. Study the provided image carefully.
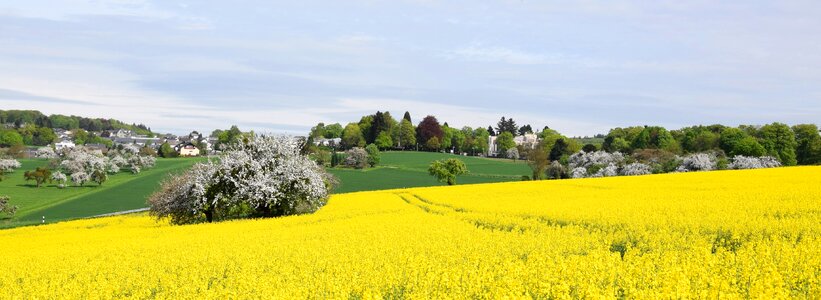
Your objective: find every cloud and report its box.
[446,45,558,65]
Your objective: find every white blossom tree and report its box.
[506,148,520,160]
[34,147,58,159]
[568,151,625,169]
[0,159,21,173]
[344,147,369,169]
[677,153,716,172]
[591,163,619,177]
[729,155,782,169]
[621,162,652,176]
[570,167,588,178]
[71,172,90,186]
[149,134,332,224]
[52,172,68,189]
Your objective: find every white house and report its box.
[488,133,539,157]
[176,143,201,157]
[55,140,76,151]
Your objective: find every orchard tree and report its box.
[148,134,332,224]
[24,167,52,187]
[428,158,468,185]
[0,196,18,217]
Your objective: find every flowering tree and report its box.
[677,153,717,172]
[71,172,90,186]
[34,147,57,159]
[568,151,624,169]
[0,159,21,173]
[729,156,782,169]
[149,134,332,224]
[570,167,587,179]
[591,163,619,177]
[506,148,520,161]
[344,147,369,169]
[620,163,652,176]
[52,172,68,189]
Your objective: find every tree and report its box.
[403,111,412,123]
[24,167,52,187]
[323,123,344,139]
[758,122,797,166]
[632,126,677,152]
[148,135,331,224]
[506,148,519,161]
[793,124,821,165]
[375,131,393,150]
[91,169,108,186]
[358,115,375,144]
[473,127,490,155]
[518,125,533,136]
[365,144,380,167]
[309,123,327,139]
[526,144,549,180]
[487,126,496,136]
[0,196,18,217]
[496,117,518,136]
[0,130,23,147]
[720,128,765,157]
[425,137,441,152]
[428,158,468,185]
[344,147,369,169]
[158,142,179,158]
[73,129,89,145]
[549,138,569,161]
[582,144,597,153]
[398,119,416,149]
[495,132,515,154]
[0,159,21,181]
[341,123,366,149]
[417,116,443,150]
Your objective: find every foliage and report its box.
[0,195,17,217]
[495,116,519,136]
[757,122,797,166]
[344,147,369,169]
[374,131,393,150]
[0,130,24,147]
[549,138,570,162]
[425,137,441,152]
[158,142,179,158]
[568,151,625,170]
[365,144,380,167]
[792,124,821,165]
[342,123,366,149]
[728,156,782,169]
[495,132,515,154]
[51,172,67,189]
[505,148,519,160]
[677,153,717,172]
[23,167,52,187]
[545,161,567,179]
[70,172,90,186]
[427,158,468,185]
[582,144,597,152]
[148,135,330,224]
[620,162,652,176]
[417,116,443,150]
[398,119,417,150]
[34,147,57,159]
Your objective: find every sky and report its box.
[1,1,820,136]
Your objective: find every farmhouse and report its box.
[176,143,201,157]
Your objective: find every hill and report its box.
[0,157,203,228]
[327,151,530,193]
[1,167,818,298]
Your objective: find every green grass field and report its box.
[0,157,203,227]
[328,151,530,193]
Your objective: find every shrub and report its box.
[546,161,567,179]
[570,167,587,179]
[71,172,90,186]
[729,156,782,169]
[0,196,17,217]
[677,153,716,172]
[506,148,520,160]
[365,144,380,167]
[621,163,652,176]
[52,172,67,189]
[34,147,58,159]
[591,163,619,177]
[568,151,624,169]
[344,147,369,169]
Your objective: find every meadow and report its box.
[1,166,818,298]
[328,151,530,193]
[0,157,203,227]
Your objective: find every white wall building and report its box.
[488,133,539,157]
[55,140,76,151]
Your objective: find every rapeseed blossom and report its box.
[0,167,819,298]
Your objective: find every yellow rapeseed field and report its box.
[1,167,820,299]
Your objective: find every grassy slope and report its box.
[328,151,530,193]
[1,158,202,227]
